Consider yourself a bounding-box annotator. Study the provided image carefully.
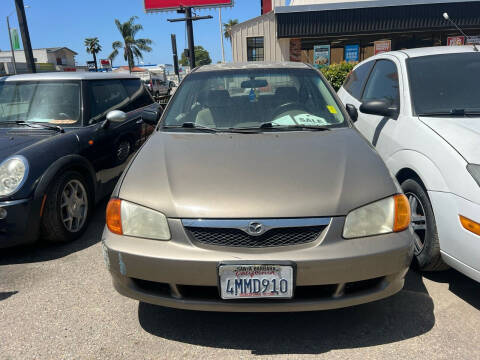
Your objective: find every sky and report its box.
[0,0,270,66]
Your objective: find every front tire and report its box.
[401,179,448,271]
[41,171,92,243]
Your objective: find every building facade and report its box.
[0,47,78,75]
[231,0,480,65]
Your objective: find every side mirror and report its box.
[106,110,127,123]
[141,108,162,126]
[360,99,399,119]
[345,104,358,122]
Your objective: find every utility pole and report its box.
[6,16,17,75]
[15,0,35,73]
[168,8,212,70]
[219,8,225,63]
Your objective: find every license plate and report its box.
[219,264,294,299]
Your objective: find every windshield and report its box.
[407,53,480,115]
[162,68,346,130]
[0,81,81,125]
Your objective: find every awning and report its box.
[276,1,480,38]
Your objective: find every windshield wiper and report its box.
[0,120,64,132]
[28,121,65,133]
[163,122,219,133]
[418,109,480,117]
[259,122,331,131]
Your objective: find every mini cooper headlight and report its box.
[467,164,480,187]
[0,156,29,197]
[106,199,171,240]
[343,194,410,239]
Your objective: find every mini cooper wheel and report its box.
[41,171,92,243]
[116,139,132,164]
[401,179,448,271]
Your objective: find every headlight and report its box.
[467,164,480,187]
[343,194,410,239]
[106,199,170,240]
[0,156,29,197]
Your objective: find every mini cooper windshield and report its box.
[0,81,81,126]
[162,68,346,131]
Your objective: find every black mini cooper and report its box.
[0,72,162,247]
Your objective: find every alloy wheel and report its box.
[60,179,88,232]
[406,192,427,255]
[117,140,131,163]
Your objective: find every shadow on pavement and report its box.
[0,291,18,301]
[0,199,107,266]
[422,269,480,310]
[138,271,435,356]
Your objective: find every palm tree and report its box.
[223,19,239,42]
[84,37,102,71]
[109,16,152,73]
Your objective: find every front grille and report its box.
[185,226,325,248]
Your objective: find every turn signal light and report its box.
[393,194,410,232]
[106,198,123,235]
[460,215,480,236]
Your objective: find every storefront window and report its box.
[247,37,264,61]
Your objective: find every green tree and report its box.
[179,46,212,67]
[84,37,102,71]
[320,62,356,91]
[223,19,239,42]
[109,16,152,73]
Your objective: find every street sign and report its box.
[100,59,112,69]
[87,61,96,71]
[10,28,21,50]
[374,40,391,55]
[144,0,232,12]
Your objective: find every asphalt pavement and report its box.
[1,201,479,360]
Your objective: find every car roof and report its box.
[1,72,140,82]
[374,45,479,60]
[194,62,311,72]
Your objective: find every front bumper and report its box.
[103,218,414,312]
[0,198,42,248]
[429,191,480,282]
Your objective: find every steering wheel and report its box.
[269,102,309,121]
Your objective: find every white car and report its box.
[338,45,480,282]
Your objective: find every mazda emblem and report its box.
[248,222,264,236]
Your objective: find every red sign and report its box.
[374,40,391,55]
[144,0,232,12]
[447,36,465,46]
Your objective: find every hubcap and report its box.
[60,179,88,232]
[406,192,427,255]
[117,141,131,162]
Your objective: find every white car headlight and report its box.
[0,156,29,197]
[106,199,170,240]
[467,164,480,187]
[343,194,410,239]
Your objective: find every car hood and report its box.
[0,127,56,160]
[119,129,398,218]
[419,116,480,163]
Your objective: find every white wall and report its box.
[231,12,289,62]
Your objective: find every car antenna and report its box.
[443,12,479,52]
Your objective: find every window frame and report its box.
[246,36,265,62]
[343,60,375,101]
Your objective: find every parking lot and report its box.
[0,201,478,360]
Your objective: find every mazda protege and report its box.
[102,62,414,312]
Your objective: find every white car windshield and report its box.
[407,52,480,116]
[162,68,346,130]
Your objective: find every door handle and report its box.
[136,119,143,124]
